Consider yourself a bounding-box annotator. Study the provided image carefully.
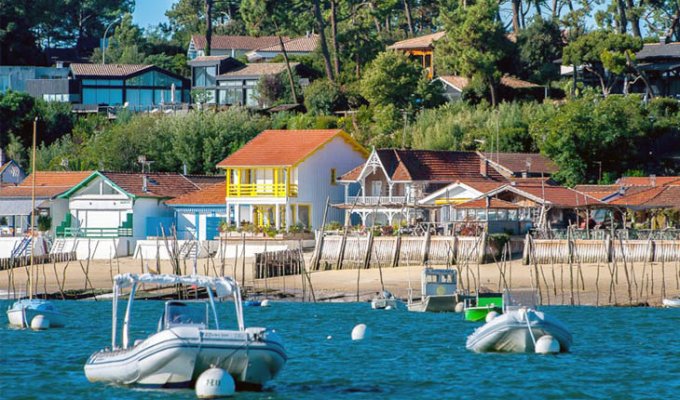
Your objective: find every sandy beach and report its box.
[1,253,679,306]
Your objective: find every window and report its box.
[298,205,311,228]
[193,67,216,87]
[330,168,337,185]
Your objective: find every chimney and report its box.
[650,174,656,187]
[480,158,488,177]
[142,175,148,193]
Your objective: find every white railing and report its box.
[347,196,408,205]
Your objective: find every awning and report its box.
[0,199,37,216]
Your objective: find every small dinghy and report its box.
[466,289,572,353]
[6,299,65,328]
[371,290,398,310]
[84,273,287,390]
[662,297,680,308]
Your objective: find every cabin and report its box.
[166,182,228,241]
[387,32,445,79]
[187,56,244,105]
[217,129,368,231]
[435,75,544,103]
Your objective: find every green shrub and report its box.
[304,79,342,115]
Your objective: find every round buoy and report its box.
[485,311,499,322]
[261,299,271,307]
[535,335,560,354]
[326,335,333,340]
[385,305,393,311]
[30,315,50,330]
[351,323,368,341]
[195,368,235,398]
[454,302,465,313]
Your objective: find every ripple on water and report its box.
[1,301,679,400]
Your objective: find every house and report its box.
[166,181,228,240]
[387,31,445,78]
[435,75,544,102]
[217,129,368,230]
[55,171,206,243]
[0,66,69,94]
[246,34,320,62]
[213,62,313,108]
[187,55,244,104]
[188,35,284,60]
[449,182,605,234]
[25,63,190,110]
[336,149,510,227]
[632,41,680,98]
[0,153,26,187]
[0,171,92,237]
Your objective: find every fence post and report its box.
[362,230,374,270]
[452,235,459,265]
[336,234,348,270]
[311,229,324,271]
[392,236,401,268]
[421,229,431,265]
[648,239,656,262]
[479,231,488,264]
[522,233,531,265]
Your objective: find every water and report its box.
[1,300,679,399]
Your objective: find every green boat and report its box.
[464,293,503,322]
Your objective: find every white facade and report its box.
[175,207,229,241]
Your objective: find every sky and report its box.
[133,0,178,29]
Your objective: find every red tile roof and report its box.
[481,152,558,175]
[70,63,152,77]
[192,35,285,51]
[183,175,224,188]
[0,171,92,198]
[167,181,226,205]
[572,184,622,200]
[217,129,363,167]
[100,172,200,199]
[510,184,603,208]
[609,185,680,209]
[387,31,446,50]
[439,75,540,90]
[339,149,507,182]
[616,176,680,186]
[455,197,520,209]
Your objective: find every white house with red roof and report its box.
[217,129,367,231]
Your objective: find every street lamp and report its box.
[102,16,122,65]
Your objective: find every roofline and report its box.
[57,171,133,199]
[418,181,485,204]
[476,151,515,175]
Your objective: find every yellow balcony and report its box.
[227,183,298,198]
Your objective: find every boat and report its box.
[662,297,680,308]
[371,290,398,310]
[464,292,503,322]
[5,118,65,329]
[466,289,572,353]
[84,273,287,390]
[244,299,262,307]
[407,268,460,312]
[7,299,66,328]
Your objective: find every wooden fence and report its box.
[524,235,680,264]
[311,232,490,271]
[0,252,77,271]
[253,249,303,279]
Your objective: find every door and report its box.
[371,181,382,196]
[205,217,222,240]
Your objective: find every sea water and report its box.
[1,300,679,399]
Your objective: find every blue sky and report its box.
[133,0,178,28]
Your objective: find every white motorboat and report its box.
[84,273,287,390]
[6,299,66,328]
[371,290,398,309]
[662,297,680,308]
[466,289,573,353]
[407,268,459,313]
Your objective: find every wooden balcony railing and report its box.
[347,195,407,205]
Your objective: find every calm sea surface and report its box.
[1,300,679,399]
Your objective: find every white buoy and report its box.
[261,299,271,307]
[535,335,560,354]
[351,323,368,341]
[195,368,235,398]
[455,302,465,313]
[30,315,50,330]
[385,305,393,310]
[485,311,499,323]
[326,335,333,340]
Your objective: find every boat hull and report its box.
[408,295,458,313]
[466,309,572,353]
[371,298,398,309]
[662,298,680,308]
[6,300,65,328]
[464,306,501,322]
[84,326,286,390]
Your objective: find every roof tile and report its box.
[167,181,226,205]
[192,35,285,51]
[100,172,200,198]
[70,63,152,77]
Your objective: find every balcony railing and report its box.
[347,195,408,205]
[227,183,298,198]
[59,227,133,238]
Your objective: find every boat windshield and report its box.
[162,301,209,330]
[503,289,538,311]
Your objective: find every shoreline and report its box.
[1,254,678,307]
